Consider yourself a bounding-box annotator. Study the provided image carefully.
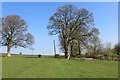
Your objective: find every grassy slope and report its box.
[2,56,118,78]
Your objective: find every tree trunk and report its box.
[64,35,70,59]
[78,45,81,55]
[64,42,70,59]
[7,44,11,57]
[67,53,70,60]
[78,41,81,55]
[67,45,70,60]
[64,37,68,58]
[65,45,69,58]
[71,45,73,56]
[70,40,73,56]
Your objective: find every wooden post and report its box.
[54,40,56,54]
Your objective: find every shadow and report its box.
[40,56,65,59]
[25,56,84,61]
[25,57,38,58]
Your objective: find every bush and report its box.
[75,54,85,58]
[85,53,90,56]
[81,53,85,57]
[55,54,59,58]
[85,54,97,59]
[109,53,119,57]
[20,52,22,55]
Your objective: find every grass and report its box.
[2,56,118,78]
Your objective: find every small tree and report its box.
[0,15,34,56]
[104,42,113,56]
[85,36,101,56]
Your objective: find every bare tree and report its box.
[104,42,113,56]
[0,15,34,56]
[47,5,95,59]
[73,27,100,55]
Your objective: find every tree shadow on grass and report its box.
[47,57,65,60]
[25,56,38,58]
[25,56,84,62]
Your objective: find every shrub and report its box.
[109,53,119,57]
[85,54,97,59]
[20,52,22,55]
[81,53,85,57]
[96,54,103,59]
[55,54,59,58]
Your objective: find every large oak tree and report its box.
[47,5,97,59]
[0,15,34,56]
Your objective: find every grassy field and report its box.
[2,56,118,78]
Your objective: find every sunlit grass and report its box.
[2,56,118,78]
